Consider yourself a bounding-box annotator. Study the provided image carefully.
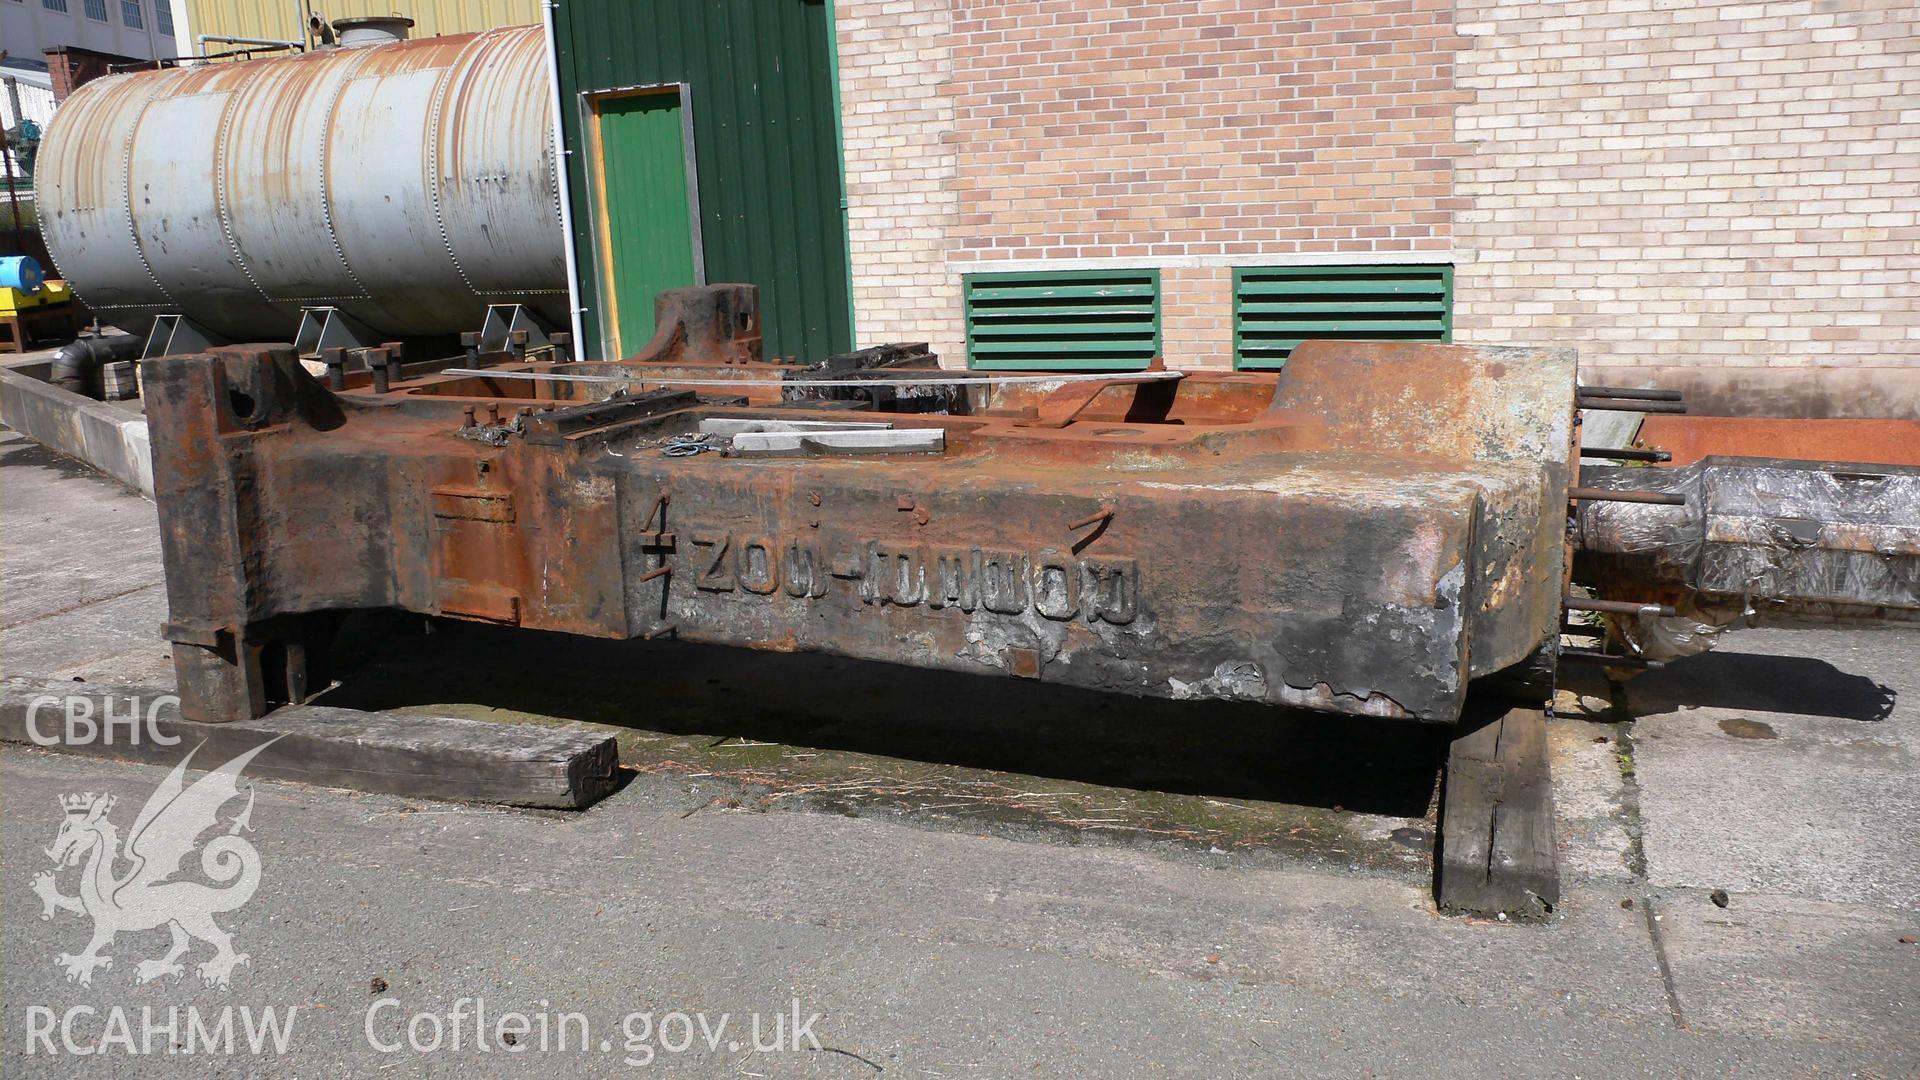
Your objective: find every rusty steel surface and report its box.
[35,26,563,341]
[1635,415,1920,468]
[141,290,1580,726]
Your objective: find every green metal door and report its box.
[590,89,698,357]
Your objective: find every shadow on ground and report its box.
[1620,650,1897,722]
[0,434,109,482]
[315,614,1449,867]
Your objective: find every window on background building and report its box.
[1232,265,1455,370]
[42,0,69,14]
[120,0,142,28]
[83,0,106,20]
[963,270,1162,372]
[154,0,171,35]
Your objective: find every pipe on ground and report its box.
[50,333,142,399]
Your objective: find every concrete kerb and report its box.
[0,358,153,497]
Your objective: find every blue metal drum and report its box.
[0,255,44,294]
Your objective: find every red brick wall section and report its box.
[43,46,140,103]
[946,0,1469,263]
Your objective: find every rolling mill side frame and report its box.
[143,288,1583,728]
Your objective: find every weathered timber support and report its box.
[1436,702,1559,919]
[0,678,621,809]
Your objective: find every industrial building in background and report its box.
[1,0,181,86]
[178,0,534,45]
[23,0,1917,381]
[833,0,1919,378]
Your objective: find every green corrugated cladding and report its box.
[595,92,699,353]
[553,0,853,363]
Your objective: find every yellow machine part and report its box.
[0,280,70,315]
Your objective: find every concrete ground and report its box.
[2,425,1916,1076]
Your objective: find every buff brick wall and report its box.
[1159,266,1234,367]
[837,0,1917,373]
[836,0,1467,368]
[1454,0,1920,370]
[836,0,968,363]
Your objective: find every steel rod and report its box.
[1068,505,1115,531]
[1568,487,1688,506]
[435,368,1188,390]
[1577,397,1688,414]
[1564,595,1678,618]
[1576,385,1683,402]
[1559,648,1664,670]
[1579,446,1672,462]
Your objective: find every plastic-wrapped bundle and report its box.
[1574,457,1920,658]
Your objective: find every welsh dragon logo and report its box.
[29,741,274,990]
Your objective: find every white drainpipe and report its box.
[540,0,589,358]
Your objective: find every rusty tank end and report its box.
[142,286,1582,725]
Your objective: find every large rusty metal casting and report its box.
[145,287,1582,725]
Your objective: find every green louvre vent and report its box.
[965,270,1161,371]
[1233,264,1453,370]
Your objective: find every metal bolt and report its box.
[366,348,390,394]
[461,405,476,430]
[321,347,347,391]
[380,341,405,384]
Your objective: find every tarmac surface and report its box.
[2,425,1916,1077]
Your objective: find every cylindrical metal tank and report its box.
[34,26,565,342]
